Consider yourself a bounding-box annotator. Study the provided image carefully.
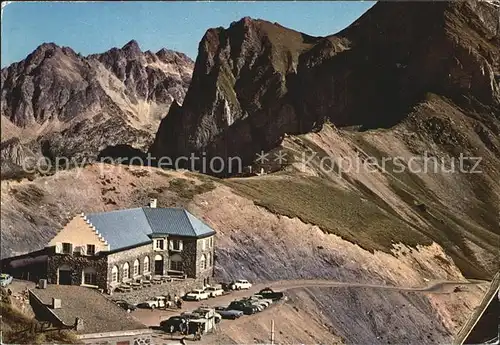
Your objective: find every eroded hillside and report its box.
[0,163,491,343]
[149,0,500,279]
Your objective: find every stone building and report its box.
[44,200,216,292]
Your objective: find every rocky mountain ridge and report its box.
[151,1,500,173]
[1,40,194,175]
[147,0,500,278]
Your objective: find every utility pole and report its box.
[270,319,275,345]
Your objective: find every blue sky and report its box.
[1,1,375,67]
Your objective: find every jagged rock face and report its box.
[151,1,500,172]
[1,40,193,176]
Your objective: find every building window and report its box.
[170,254,182,271]
[209,237,213,248]
[123,262,130,280]
[170,239,182,251]
[133,259,140,277]
[62,243,73,254]
[201,239,206,251]
[86,244,96,255]
[207,252,212,267]
[155,239,164,250]
[111,265,119,283]
[200,254,207,270]
[143,256,150,274]
[83,267,97,286]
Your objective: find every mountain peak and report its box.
[36,42,59,51]
[29,42,62,57]
[122,39,141,53]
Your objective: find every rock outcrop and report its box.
[1,40,194,176]
[151,1,500,174]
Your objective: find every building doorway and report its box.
[58,265,73,285]
[154,254,164,275]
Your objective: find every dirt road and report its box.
[131,278,481,327]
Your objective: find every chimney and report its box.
[38,279,47,289]
[149,198,157,208]
[74,317,84,332]
[52,298,61,309]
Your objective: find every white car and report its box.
[231,279,252,290]
[0,274,13,287]
[251,294,273,306]
[143,296,166,309]
[184,289,209,301]
[247,296,270,309]
[205,285,224,298]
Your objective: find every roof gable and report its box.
[48,215,110,253]
[142,208,216,237]
[184,210,217,237]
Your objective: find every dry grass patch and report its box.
[224,175,430,253]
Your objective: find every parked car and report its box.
[258,288,284,301]
[181,311,200,319]
[113,300,137,312]
[220,282,231,292]
[141,296,166,309]
[0,274,13,287]
[184,289,209,301]
[247,297,270,309]
[205,285,224,298]
[227,301,258,315]
[251,294,273,306]
[160,316,188,334]
[230,279,252,290]
[249,301,265,311]
[215,306,244,320]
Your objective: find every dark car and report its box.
[228,301,258,315]
[113,300,136,312]
[160,316,188,334]
[220,282,232,292]
[258,288,284,301]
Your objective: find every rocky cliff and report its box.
[148,0,500,278]
[1,40,193,175]
[151,1,500,173]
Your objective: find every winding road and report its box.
[262,278,484,293]
[132,278,486,327]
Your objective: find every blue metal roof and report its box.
[86,208,215,251]
[87,208,152,251]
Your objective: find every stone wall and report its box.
[81,331,152,345]
[109,278,201,305]
[107,244,154,290]
[47,252,108,290]
[195,236,215,285]
[179,237,197,278]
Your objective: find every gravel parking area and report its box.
[131,287,258,326]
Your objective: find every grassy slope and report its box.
[221,96,499,280]
[224,175,430,252]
